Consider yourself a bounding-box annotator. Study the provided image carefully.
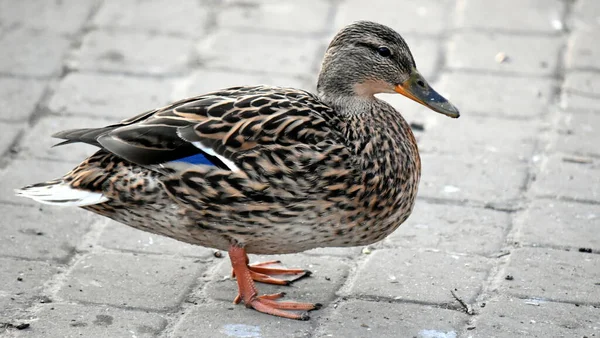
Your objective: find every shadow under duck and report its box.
[16,21,459,320]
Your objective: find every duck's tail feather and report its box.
[15,180,108,206]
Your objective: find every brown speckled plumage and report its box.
[17,21,459,320]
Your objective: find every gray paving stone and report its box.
[71,30,194,75]
[97,220,214,258]
[0,0,95,35]
[0,258,56,318]
[433,73,556,118]
[0,77,47,122]
[173,303,313,338]
[48,73,175,119]
[531,154,600,201]
[501,248,600,304]
[0,204,94,262]
[196,30,319,76]
[336,0,455,36]
[0,28,70,77]
[0,122,21,156]
[567,31,600,71]
[386,202,510,256]
[561,71,600,112]
[419,152,529,203]
[218,0,330,35]
[447,33,561,76]
[18,116,109,162]
[205,254,350,305]
[17,303,167,338]
[553,110,600,157]
[473,295,600,338]
[1,158,81,206]
[456,0,565,33]
[347,249,490,303]
[569,0,600,32]
[58,252,205,310]
[316,300,467,338]
[93,0,208,36]
[517,199,600,250]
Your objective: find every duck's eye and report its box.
[377,46,391,57]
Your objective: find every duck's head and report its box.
[317,21,459,118]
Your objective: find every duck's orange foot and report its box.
[234,292,322,320]
[233,260,311,285]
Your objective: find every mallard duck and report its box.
[16,21,459,320]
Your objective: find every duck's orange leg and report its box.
[231,258,311,286]
[229,245,321,320]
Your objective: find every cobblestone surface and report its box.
[1,1,599,337]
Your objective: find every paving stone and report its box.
[348,249,490,303]
[97,220,215,258]
[48,72,175,119]
[205,254,349,305]
[561,71,600,112]
[93,0,208,36]
[336,0,455,35]
[456,0,565,33]
[218,0,330,35]
[316,300,467,338]
[17,303,167,338]
[1,158,82,206]
[531,154,600,201]
[553,110,600,157]
[473,295,600,338]
[432,72,556,119]
[0,28,70,77]
[196,30,319,76]
[18,116,109,162]
[0,204,94,262]
[447,33,561,76]
[569,0,600,32]
[386,202,510,256]
[0,0,95,35]
[58,252,205,310]
[71,30,194,75]
[567,31,600,71]
[517,199,600,250]
[0,258,56,318]
[302,246,363,258]
[0,122,21,156]
[173,303,313,338]
[502,248,600,304]
[419,152,529,203]
[0,77,47,122]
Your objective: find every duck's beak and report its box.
[394,70,460,118]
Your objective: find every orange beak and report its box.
[394,70,460,118]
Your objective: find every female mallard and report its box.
[16,21,459,320]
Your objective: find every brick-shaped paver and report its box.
[218,0,331,35]
[197,30,319,76]
[0,123,20,156]
[447,33,561,75]
[561,72,600,112]
[473,296,600,337]
[205,254,350,305]
[47,73,175,119]
[58,252,205,310]
[566,31,600,71]
[0,28,70,77]
[97,220,214,259]
[0,78,47,122]
[569,0,600,32]
[553,110,600,157]
[336,0,455,36]
[0,258,56,318]
[517,199,600,251]
[347,249,490,303]
[531,154,600,201]
[456,0,565,33]
[17,303,168,338]
[93,0,209,36]
[71,30,194,75]
[0,204,93,262]
[501,248,600,304]
[316,300,467,338]
[386,202,510,256]
[0,0,95,35]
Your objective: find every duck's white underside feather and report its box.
[15,183,108,206]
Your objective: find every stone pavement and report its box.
[0,0,599,337]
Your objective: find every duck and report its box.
[16,21,459,320]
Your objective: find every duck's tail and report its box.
[15,180,108,206]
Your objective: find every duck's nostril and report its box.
[416,80,425,88]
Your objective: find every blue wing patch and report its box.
[171,153,215,166]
